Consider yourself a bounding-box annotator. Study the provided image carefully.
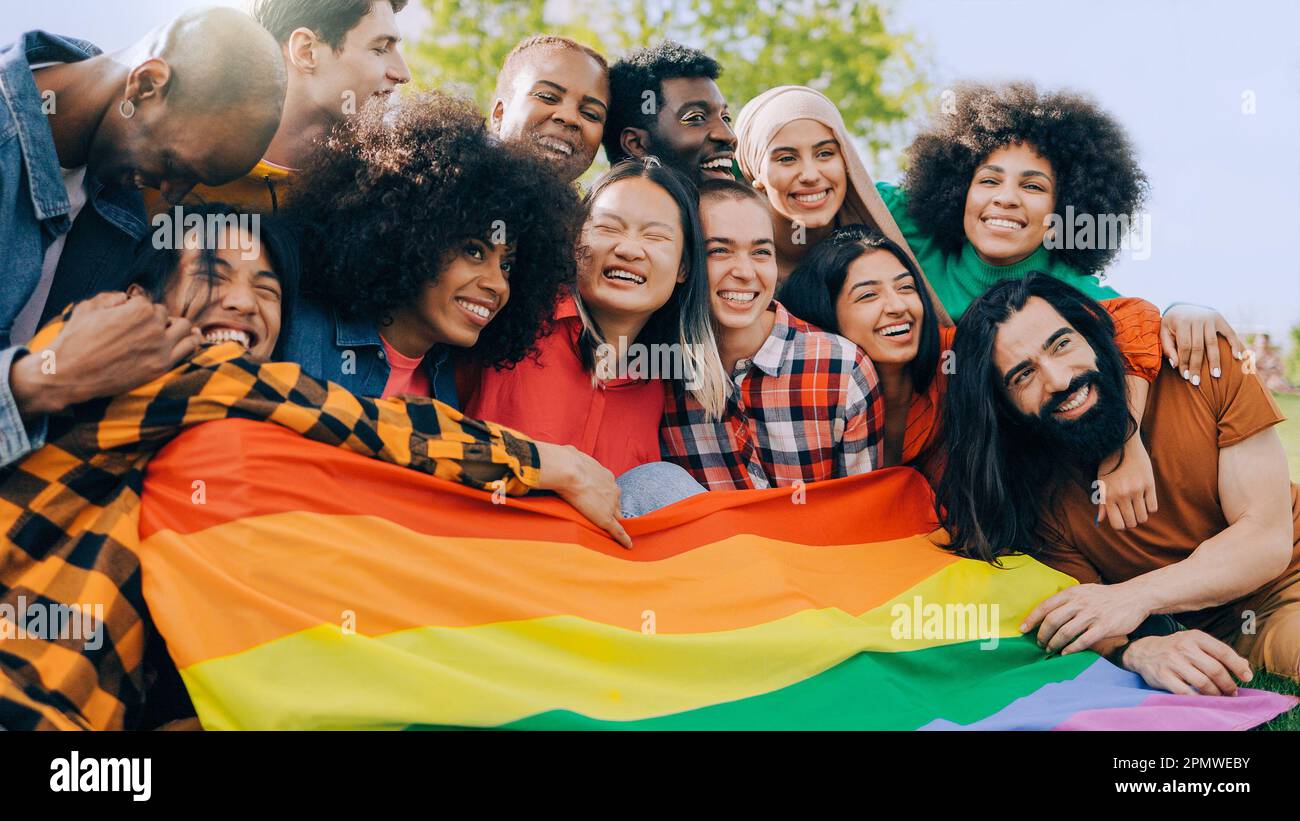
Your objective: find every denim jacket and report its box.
[281,296,460,408]
[0,31,148,466]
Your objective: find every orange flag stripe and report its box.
[139,420,942,561]
[140,509,959,667]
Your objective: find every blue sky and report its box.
[6,0,1297,346]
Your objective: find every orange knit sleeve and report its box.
[938,325,957,352]
[1101,297,1162,383]
[901,324,957,467]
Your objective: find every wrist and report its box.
[1120,635,1160,670]
[535,442,577,492]
[1105,638,1132,668]
[1120,576,1165,617]
[10,351,76,417]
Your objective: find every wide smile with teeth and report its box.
[701,156,733,172]
[1055,383,1091,414]
[203,327,253,349]
[792,190,830,205]
[877,322,911,338]
[604,268,646,285]
[537,136,574,157]
[718,290,756,304]
[982,217,1024,230]
[456,298,492,319]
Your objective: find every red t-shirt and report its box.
[380,335,432,399]
[464,298,663,475]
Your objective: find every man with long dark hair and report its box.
[936,274,1300,691]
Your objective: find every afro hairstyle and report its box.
[285,91,584,368]
[902,81,1147,276]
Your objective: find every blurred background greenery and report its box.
[408,0,929,176]
[1275,393,1300,481]
[405,0,1300,482]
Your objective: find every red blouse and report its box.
[463,298,664,476]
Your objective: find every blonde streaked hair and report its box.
[572,158,729,420]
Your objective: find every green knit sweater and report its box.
[877,181,1120,320]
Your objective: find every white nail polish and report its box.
[1183,370,1190,380]
[1192,374,1200,386]
[1211,367,1221,378]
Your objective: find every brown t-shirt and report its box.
[1035,338,1300,631]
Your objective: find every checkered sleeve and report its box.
[838,345,884,476]
[0,311,67,471]
[92,346,541,495]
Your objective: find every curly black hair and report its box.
[285,91,584,368]
[902,82,1147,276]
[603,40,721,164]
[126,202,301,358]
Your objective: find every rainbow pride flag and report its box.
[137,420,1297,730]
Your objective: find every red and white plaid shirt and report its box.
[661,301,884,490]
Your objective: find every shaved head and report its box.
[494,35,606,102]
[146,6,286,141]
[36,5,287,203]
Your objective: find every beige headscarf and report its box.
[735,85,952,327]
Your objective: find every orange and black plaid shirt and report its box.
[0,311,540,730]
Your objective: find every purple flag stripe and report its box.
[922,658,1297,731]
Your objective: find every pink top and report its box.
[380,335,432,399]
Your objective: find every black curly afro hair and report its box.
[285,90,584,367]
[603,40,722,164]
[902,82,1147,276]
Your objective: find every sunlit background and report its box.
[6,0,1298,368]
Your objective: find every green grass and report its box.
[1247,395,1300,729]
[1274,392,1300,481]
[1251,671,1299,731]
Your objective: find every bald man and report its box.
[144,0,413,216]
[0,7,286,468]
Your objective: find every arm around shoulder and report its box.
[0,345,53,467]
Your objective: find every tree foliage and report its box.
[1288,325,1300,387]
[409,0,928,163]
